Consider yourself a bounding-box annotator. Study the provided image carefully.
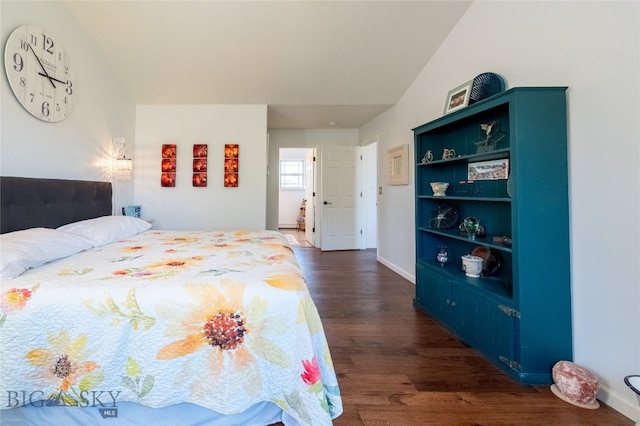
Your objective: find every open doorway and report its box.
[278,148,314,247]
[276,144,377,250]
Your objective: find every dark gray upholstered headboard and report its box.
[1,177,112,234]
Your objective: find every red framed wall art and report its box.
[224,144,239,187]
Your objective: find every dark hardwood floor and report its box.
[292,247,632,426]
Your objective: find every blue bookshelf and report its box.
[413,87,572,384]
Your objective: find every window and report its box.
[279,160,305,189]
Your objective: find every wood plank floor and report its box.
[280,229,313,247]
[291,247,632,426]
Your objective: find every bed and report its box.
[0,177,342,426]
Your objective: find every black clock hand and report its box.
[38,73,66,85]
[28,44,56,88]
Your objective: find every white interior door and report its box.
[304,149,315,246]
[320,146,362,251]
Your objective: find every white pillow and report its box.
[0,228,94,279]
[57,215,151,247]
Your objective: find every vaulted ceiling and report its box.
[63,1,471,129]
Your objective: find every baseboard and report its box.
[376,254,415,284]
[598,384,640,423]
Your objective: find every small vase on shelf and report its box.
[463,217,479,240]
[436,246,449,267]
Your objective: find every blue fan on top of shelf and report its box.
[469,72,505,104]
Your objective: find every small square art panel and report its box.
[193,173,207,187]
[193,144,208,158]
[161,173,176,187]
[224,158,238,173]
[224,172,238,187]
[162,144,177,158]
[224,144,239,159]
[193,159,207,173]
[162,159,176,173]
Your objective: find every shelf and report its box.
[417,259,512,301]
[414,87,572,385]
[417,226,512,253]
[418,195,511,203]
[418,148,510,167]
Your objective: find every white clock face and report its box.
[4,25,77,122]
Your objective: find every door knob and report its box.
[323,201,332,205]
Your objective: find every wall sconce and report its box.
[112,138,132,181]
[113,157,133,180]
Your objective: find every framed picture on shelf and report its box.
[468,158,509,180]
[444,80,473,114]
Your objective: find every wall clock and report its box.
[4,25,77,122]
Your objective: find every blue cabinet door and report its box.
[477,298,518,376]
[449,280,476,344]
[417,264,452,323]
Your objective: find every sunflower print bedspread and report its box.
[0,230,342,425]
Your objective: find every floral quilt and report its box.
[0,230,342,425]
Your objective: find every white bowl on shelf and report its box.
[430,182,449,196]
[461,255,484,278]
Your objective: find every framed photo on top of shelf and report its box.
[387,144,409,185]
[444,80,473,114]
[468,158,509,180]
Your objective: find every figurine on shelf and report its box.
[436,246,449,267]
[442,148,456,160]
[421,150,434,164]
[459,218,486,239]
[474,120,506,154]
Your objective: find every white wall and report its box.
[359,1,639,421]
[0,1,135,211]
[134,105,267,231]
[278,148,311,228]
[3,0,638,420]
[278,189,305,228]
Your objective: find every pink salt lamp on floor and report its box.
[551,360,600,409]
